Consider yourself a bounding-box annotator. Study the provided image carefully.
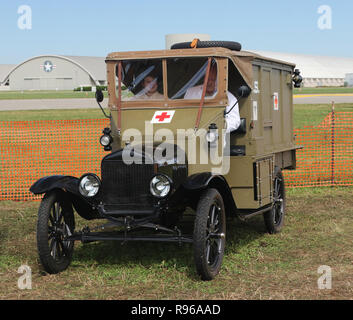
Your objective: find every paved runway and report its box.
[293,94,353,104]
[0,94,352,111]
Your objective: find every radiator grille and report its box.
[101,160,154,205]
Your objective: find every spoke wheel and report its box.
[193,188,226,280]
[37,190,75,274]
[264,166,286,234]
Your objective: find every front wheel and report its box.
[263,166,286,234]
[37,190,75,274]
[193,188,226,280]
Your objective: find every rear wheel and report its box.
[193,188,226,280]
[37,190,75,274]
[263,166,286,234]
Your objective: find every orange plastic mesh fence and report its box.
[0,119,109,201]
[284,112,353,187]
[0,112,352,201]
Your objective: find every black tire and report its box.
[193,188,226,280]
[263,166,286,234]
[37,190,75,274]
[171,40,241,51]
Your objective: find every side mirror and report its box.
[95,88,111,119]
[237,85,251,98]
[95,89,104,103]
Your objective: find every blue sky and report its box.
[0,0,352,64]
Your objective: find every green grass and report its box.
[294,103,352,128]
[0,90,108,100]
[0,108,106,121]
[294,87,353,95]
[1,103,352,128]
[0,187,352,299]
[1,87,352,100]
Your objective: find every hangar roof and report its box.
[250,50,353,79]
[62,55,106,81]
[0,64,17,84]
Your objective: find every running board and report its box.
[236,204,273,221]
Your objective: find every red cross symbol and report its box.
[273,93,279,110]
[156,112,171,122]
[151,110,175,124]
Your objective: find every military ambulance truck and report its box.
[30,40,302,280]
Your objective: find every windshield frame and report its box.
[107,56,228,111]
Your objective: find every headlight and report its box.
[100,127,113,151]
[79,174,101,197]
[100,134,112,146]
[150,174,172,198]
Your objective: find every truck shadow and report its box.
[71,215,267,280]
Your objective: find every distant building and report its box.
[345,73,353,87]
[250,51,353,88]
[0,55,106,90]
[2,48,353,90]
[0,64,16,90]
[164,34,353,88]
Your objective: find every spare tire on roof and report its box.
[171,40,241,51]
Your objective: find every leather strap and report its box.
[195,57,212,130]
[117,61,122,133]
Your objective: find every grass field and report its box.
[1,103,352,129]
[293,103,353,128]
[0,108,105,121]
[0,87,352,100]
[0,187,352,299]
[293,87,353,95]
[0,90,108,100]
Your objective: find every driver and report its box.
[184,63,241,134]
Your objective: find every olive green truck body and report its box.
[105,47,299,211]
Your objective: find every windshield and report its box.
[167,57,217,100]
[115,57,218,102]
[116,59,164,101]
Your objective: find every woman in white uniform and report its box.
[184,63,240,133]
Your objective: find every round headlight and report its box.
[150,175,172,198]
[100,134,112,147]
[79,174,101,197]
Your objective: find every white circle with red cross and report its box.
[151,111,175,123]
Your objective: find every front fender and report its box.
[30,175,101,220]
[182,172,214,191]
[30,175,80,195]
[183,173,237,216]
